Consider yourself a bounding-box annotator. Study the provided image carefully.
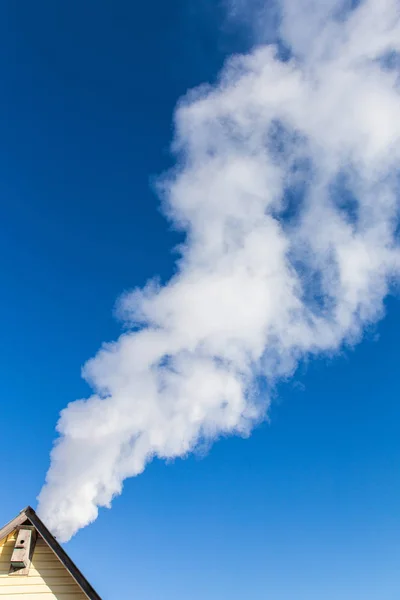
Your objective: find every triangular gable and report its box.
[0,507,102,600]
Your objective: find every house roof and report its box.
[0,506,102,600]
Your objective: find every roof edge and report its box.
[0,507,102,600]
[0,510,29,542]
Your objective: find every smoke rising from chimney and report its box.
[38,0,400,541]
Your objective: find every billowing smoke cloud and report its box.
[38,0,400,541]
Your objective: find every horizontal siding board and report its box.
[0,575,76,582]
[0,577,79,586]
[1,592,87,600]
[0,585,84,594]
[0,569,74,578]
[0,565,69,574]
[31,560,61,567]
[28,568,66,576]
[32,550,62,564]
[28,569,68,578]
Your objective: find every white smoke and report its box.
[38,0,400,541]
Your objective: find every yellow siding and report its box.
[0,536,87,599]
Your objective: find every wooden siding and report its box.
[0,534,87,599]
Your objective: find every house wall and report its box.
[0,532,87,599]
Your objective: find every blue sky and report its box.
[1,1,400,598]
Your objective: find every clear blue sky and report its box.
[1,1,400,598]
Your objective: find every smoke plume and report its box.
[38,0,400,541]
